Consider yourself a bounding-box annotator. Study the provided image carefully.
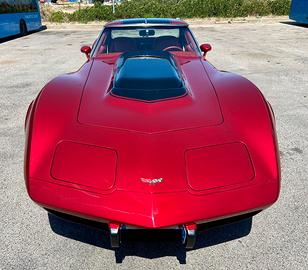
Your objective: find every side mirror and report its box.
[81,45,92,59]
[200,43,212,58]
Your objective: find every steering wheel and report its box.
[163,46,183,52]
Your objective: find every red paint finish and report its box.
[78,56,223,133]
[186,142,254,191]
[200,43,212,57]
[51,141,117,191]
[24,21,280,229]
[185,223,197,230]
[80,45,91,59]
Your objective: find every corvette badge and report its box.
[141,177,163,185]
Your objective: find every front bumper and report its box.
[28,177,279,228]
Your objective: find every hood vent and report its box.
[112,51,186,101]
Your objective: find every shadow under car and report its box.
[48,210,256,264]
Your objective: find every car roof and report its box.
[105,18,188,28]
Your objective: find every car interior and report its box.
[96,27,199,54]
[108,36,183,52]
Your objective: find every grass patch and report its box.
[47,0,291,23]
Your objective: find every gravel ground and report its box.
[0,19,307,269]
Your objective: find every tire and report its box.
[20,20,28,36]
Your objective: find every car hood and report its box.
[78,54,223,134]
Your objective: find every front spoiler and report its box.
[28,177,279,228]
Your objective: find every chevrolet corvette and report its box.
[24,18,280,249]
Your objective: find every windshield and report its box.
[94,26,201,55]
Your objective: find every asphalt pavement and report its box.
[0,19,307,269]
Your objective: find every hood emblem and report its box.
[141,177,163,185]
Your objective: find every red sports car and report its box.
[24,18,280,249]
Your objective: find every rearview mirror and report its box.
[200,43,212,58]
[139,29,155,37]
[81,45,92,59]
